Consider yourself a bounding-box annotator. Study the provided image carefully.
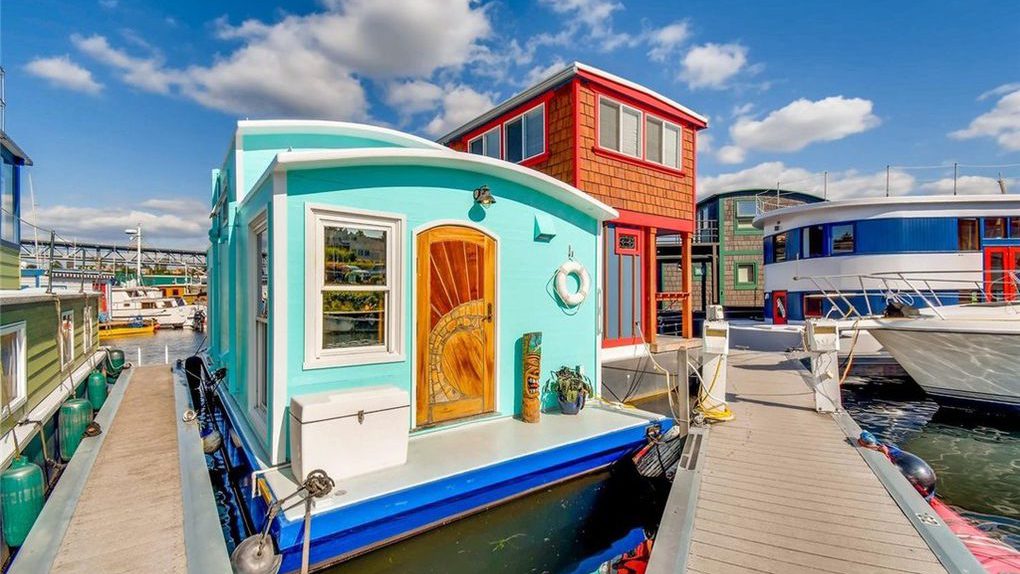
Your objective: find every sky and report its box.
[3,0,1019,248]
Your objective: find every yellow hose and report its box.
[694,354,734,422]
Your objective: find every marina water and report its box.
[111,332,1020,569]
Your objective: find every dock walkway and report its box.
[651,350,978,574]
[10,364,229,574]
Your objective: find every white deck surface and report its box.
[263,403,661,522]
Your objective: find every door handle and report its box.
[485,303,493,322]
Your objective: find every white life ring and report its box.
[555,260,590,307]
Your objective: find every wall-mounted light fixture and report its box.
[473,185,496,208]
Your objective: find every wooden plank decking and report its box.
[50,365,186,574]
[686,351,949,574]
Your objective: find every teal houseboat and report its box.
[204,120,669,570]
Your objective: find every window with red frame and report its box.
[615,228,640,255]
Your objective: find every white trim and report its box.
[269,171,288,464]
[303,203,407,370]
[82,305,94,353]
[0,322,28,415]
[501,102,546,163]
[59,309,74,368]
[260,148,618,222]
[236,120,445,150]
[467,126,500,159]
[644,113,682,169]
[248,210,270,441]
[410,220,502,429]
[594,225,604,396]
[600,343,650,364]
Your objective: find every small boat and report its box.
[109,287,202,329]
[98,318,158,339]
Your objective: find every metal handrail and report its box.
[793,269,1020,320]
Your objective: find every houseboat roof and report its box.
[234,120,446,150]
[0,129,32,165]
[436,61,708,144]
[251,147,620,221]
[754,193,1020,229]
[697,188,824,206]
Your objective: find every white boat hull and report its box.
[868,325,1020,409]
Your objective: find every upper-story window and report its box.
[831,224,855,254]
[599,97,641,158]
[734,200,757,230]
[802,225,824,258]
[467,104,545,164]
[984,217,1007,239]
[644,116,681,169]
[774,233,787,262]
[958,218,980,250]
[468,127,500,159]
[1,158,16,245]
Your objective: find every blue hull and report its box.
[209,383,661,573]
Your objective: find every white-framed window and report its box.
[83,305,94,351]
[305,205,405,369]
[735,199,757,230]
[248,212,270,421]
[644,115,682,169]
[468,127,500,159]
[504,104,545,163]
[0,322,27,414]
[598,97,642,158]
[60,310,74,368]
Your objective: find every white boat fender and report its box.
[202,428,222,454]
[555,260,590,307]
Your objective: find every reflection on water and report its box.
[333,464,669,574]
[101,328,207,366]
[842,376,1020,548]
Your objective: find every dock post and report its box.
[137,347,142,366]
[806,319,841,412]
[165,345,169,364]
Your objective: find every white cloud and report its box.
[680,43,748,89]
[697,133,713,154]
[72,0,493,120]
[98,0,118,8]
[24,56,103,94]
[979,83,1020,101]
[646,21,690,62]
[522,59,568,86]
[425,85,495,137]
[73,34,181,94]
[950,87,1020,152]
[384,80,444,115]
[716,145,746,165]
[30,201,210,249]
[699,161,915,200]
[538,0,632,51]
[727,96,880,159]
[918,175,1015,195]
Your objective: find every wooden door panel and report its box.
[416,226,495,428]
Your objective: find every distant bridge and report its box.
[20,239,207,273]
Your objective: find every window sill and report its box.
[590,146,685,177]
[303,350,405,371]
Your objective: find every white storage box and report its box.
[289,386,410,483]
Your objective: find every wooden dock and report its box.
[10,364,230,574]
[649,350,982,574]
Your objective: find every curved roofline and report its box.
[255,147,619,221]
[697,188,824,205]
[237,120,445,150]
[753,194,1020,228]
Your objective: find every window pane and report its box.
[505,118,523,163]
[621,107,640,157]
[1,161,15,244]
[324,227,387,286]
[1,331,19,407]
[322,291,386,349]
[468,137,483,155]
[831,224,854,254]
[1011,218,1020,239]
[735,200,757,219]
[804,225,824,258]
[985,217,1006,239]
[524,107,544,159]
[645,118,662,164]
[483,129,500,159]
[60,312,73,365]
[256,229,269,318]
[774,233,787,262]
[599,100,619,150]
[736,264,754,284]
[663,124,680,168]
[958,218,979,250]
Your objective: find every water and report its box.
[842,376,1020,548]
[101,328,207,366]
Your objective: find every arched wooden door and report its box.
[416,225,496,428]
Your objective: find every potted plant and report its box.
[549,367,593,415]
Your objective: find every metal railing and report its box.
[755,190,812,217]
[692,220,718,244]
[792,270,1020,321]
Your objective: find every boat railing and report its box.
[792,270,1020,321]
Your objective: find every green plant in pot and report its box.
[549,366,593,415]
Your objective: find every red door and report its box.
[984,247,1020,302]
[772,290,788,325]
